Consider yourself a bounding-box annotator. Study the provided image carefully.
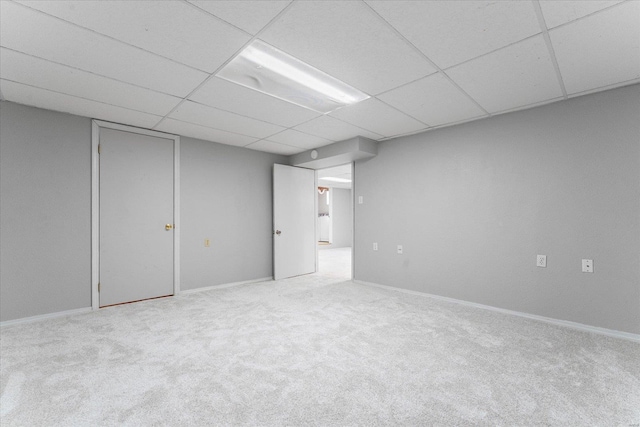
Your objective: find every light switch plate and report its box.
[373,242,378,251]
[536,255,546,268]
[582,259,593,273]
[358,196,363,204]
[397,245,403,254]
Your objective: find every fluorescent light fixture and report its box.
[217,40,369,113]
[321,177,352,183]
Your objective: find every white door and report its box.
[99,128,175,306]
[273,164,316,280]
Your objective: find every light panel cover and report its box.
[217,40,369,113]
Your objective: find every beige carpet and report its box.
[1,250,639,425]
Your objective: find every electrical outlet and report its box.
[582,259,593,273]
[373,242,378,251]
[536,255,546,268]
[397,245,403,254]
[204,238,210,247]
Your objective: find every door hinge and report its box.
[98,144,101,154]
[98,282,101,292]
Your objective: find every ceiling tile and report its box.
[246,140,304,156]
[293,115,383,142]
[329,98,427,137]
[1,79,162,129]
[154,118,257,147]
[318,179,351,190]
[318,165,353,189]
[260,0,435,95]
[0,48,181,116]
[378,73,487,127]
[168,101,285,139]
[318,165,352,180]
[549,1,640,95]
[0,1,207,97]
[188,0,291,35]
[189,77,321,128]
[539,0,624,29]
[446,35,563,113]
[266,130,334,150]
[16,0,251,73]
[366,0,541,69]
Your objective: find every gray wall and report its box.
[180,137,285,290]
[331,188,352,249]
[0,102,92,321]
[0,101,285,322]
[354,85,640,334]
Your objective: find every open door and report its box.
[273,164,316,280]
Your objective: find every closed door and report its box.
[99,128,174,306]
[273,164,316,280]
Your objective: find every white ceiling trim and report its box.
[531,0,569,98]
[565,77,640,99]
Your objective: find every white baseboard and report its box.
[353,280,640,343]
[1,277,274,327]
[0,307,92,328]
[180,277,273,294]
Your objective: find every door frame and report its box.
[91,120,180,310]
[350,162,355,280]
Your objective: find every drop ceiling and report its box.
[318,164,352,190]
[1,0,638,156]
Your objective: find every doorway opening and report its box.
[316,164,353,279]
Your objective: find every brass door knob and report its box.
[165,224,173,231]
